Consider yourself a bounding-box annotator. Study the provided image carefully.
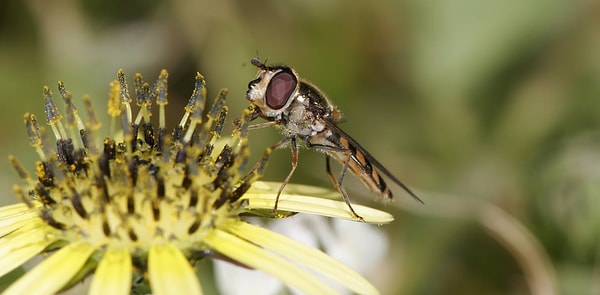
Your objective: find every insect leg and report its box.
[306,138,364,221]
[325,155,336,189]
[325,154,364,221]
[274,136,298,214]
[232,136,290,202]
[234,136,297,215]
[251,137,290,179]
[247,121,278,130]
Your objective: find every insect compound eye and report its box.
[265,70,297,110]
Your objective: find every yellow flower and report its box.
[1,69,394,295]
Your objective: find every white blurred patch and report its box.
[213,215,389,295]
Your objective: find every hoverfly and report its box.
[245,58,422,220]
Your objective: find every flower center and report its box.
[11,70,255,253]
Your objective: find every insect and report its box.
[245,58,422,220]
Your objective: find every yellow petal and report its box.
[89,247,132,295]
[204,228,340,295]
[249,181,343,199]
[0,204,40,237]
[222,220,380,295]
[241,192,394,224]
[0,203,32,217]
[3,240,95,295]
[148,243,203,295]
[0,225,57,277]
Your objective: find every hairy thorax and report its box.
[279,94,327,137]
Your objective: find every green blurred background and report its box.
[1,0,599,294]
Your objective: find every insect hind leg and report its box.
[325,154,364,221]
[307,139,364,221]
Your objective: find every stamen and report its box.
[24,113,46,160]
[120,106,133,142]
[70,188,88,219]
[133,81,152,126]
[58,82,87,149]
[212,106,228,141]
[182,100,205,145]
[9,155,32,182]
[40,208,66,230]
[35,160,54,187]
[177,73,207,142]
[35,182,55,205]
[99,138,116,177]
[132,77,154,147]
[133,73,145,106]
[202,107,228,158]
[155,69,169,130]
[154,70,169,149]
[141,82,152,120]
[117,71,134,152]
[38,128,57,168]
[11,69,270,286]
[205,89,229,147]
[43,86,67,140]
[107,80,121,136]
[82,96,100,154]
[117,69,133,128]
[13,185,34,208]
[192,89,229,158]
[83,96,101,131]
[208,89,228,121]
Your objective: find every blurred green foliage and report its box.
[1,0,598,294]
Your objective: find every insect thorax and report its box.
[278,86,332,137]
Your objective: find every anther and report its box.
[188,188,199,208]
[56,138,75,164]
[117,69,133,128]
[187,72,207,114]
[58,81,87,135]
[40,208,66,230]
[128,229,138,241]
[182,101,205,145]
[83,96,101,130]
[133,81,152,128]
[9,155,31,181]
[70,189,88,219]
[107,80,121,117]
[133,73,145,106]
[13,185,34,208]
[208,89,228,120]
[82,96,100,153]
[43,86,63,125]
[35,182,56,205]
[43,86,67,140]
[24,113,46,160]
[188,218,201,234]
[154,70,169,149]
[36,161,54,187]
[154,69,169,131]
[178,73,207,143]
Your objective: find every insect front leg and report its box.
[247,121,278,130]
[236,136,296,216]
[233,104,272,129]
[245,136,291,182]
